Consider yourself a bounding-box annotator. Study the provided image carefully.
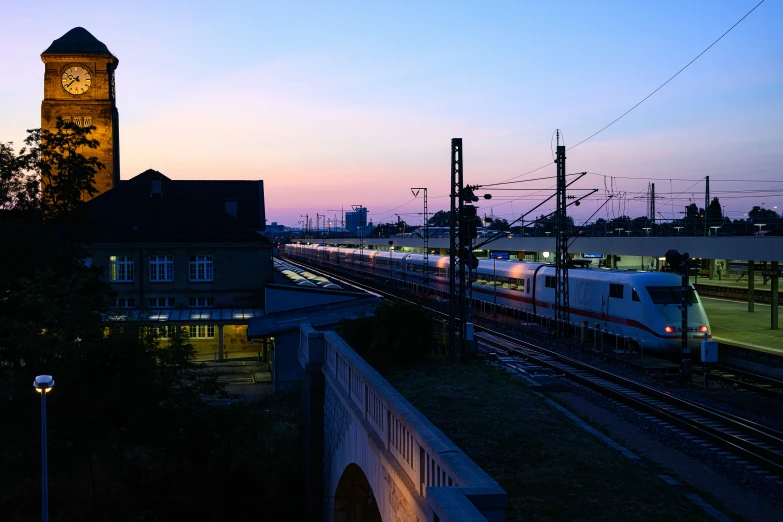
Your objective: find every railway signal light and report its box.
[665,249,689,274]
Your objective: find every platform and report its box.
[701,297,781,355]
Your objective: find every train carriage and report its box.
[282,246,710,353]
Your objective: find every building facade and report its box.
[83,170,273,358]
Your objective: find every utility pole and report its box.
[449,139,463,358]
[648,182,656,223]
[300,214,309,239]
[554,130,570,332]
[352,204,364,275]
[704,176,709,237]
[317,213,325,239]
[449,138,479,359]
[411,187,429,290]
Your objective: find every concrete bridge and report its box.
[298,324,507,521]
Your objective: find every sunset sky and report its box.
[2,0,781,227]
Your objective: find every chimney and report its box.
[224,199,238,219]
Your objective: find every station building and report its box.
[80,170,273,359]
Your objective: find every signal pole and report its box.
[411,187,429,289]
[704,176,709,237]
[554,131,570,332]
[352,205,364,274]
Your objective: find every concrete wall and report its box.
[299,324,507,522]
[273,329,303,390]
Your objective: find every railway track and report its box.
[694,364,783,399]
[282,254,783,480]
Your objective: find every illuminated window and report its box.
[189,255,213,281]
[189,297,214,307]
[188,324,215,339]
[149,255,174,282]
[152,325,176,339]
[109,255,134,282]
[149,297,175,308]
[114,297,136,308]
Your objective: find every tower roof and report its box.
[41,27,114,57]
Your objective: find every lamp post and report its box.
[643,227,651,236]
[674,227,683,236]
[710,226,720,236]
[615,228,624,236]
[34,375,54,522]
[755,223,766,236]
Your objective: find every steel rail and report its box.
[282,252,783,477]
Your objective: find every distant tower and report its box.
[41,27,120,199]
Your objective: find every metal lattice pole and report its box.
[412,188,429,290]
[448,139,463,357]
[554,133,570,332]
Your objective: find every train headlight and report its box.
[664,326,676,333]
[699,326,709,332]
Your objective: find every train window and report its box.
[545,276,555,288]
[632,288,640,302]
[646,286,699,305]
[527,278,530,294]
[609,283,624,299]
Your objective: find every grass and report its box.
[383,360,713,522]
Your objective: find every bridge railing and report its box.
[319,328,506,521]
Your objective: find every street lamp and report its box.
[34,375,54,522]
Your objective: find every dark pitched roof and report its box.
[82,170,269,244]
[176,180,266,230]
[42,27,114,57]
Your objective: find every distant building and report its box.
[345,207,368,235]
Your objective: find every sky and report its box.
[1,0,781,228]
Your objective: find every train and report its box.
[284,243,711,353]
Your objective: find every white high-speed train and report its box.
[284,244,711,353]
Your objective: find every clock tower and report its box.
[41,27,119,198]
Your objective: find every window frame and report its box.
[189,324,216,339]
[109,255,134,282]
[189,255,214,282]
[149,255,175,282]
[189,297,215,308]
[609,283,624,299]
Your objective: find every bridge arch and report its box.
[334,463,382,522]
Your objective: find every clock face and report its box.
[61,65,91,95]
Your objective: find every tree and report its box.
[485,217,509,231]
[428,210,454,227]
[0,140,39,211]
[26,118,104,222]
[706,197,723,229]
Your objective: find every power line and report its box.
[482,1,765,187]
[568,0,766,151]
